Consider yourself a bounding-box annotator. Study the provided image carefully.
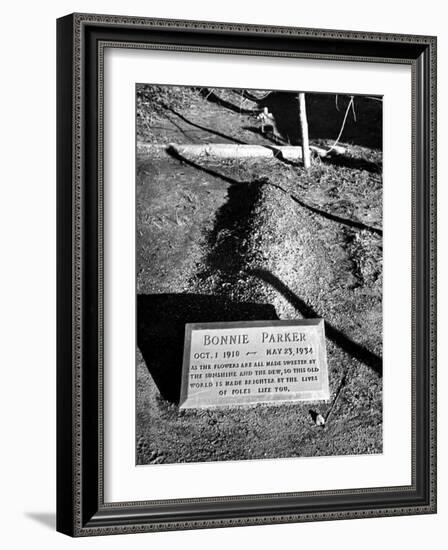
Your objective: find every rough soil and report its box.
[136,86,383,465]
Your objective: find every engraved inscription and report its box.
[179,320,329,409]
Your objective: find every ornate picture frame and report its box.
[57,13,436,536]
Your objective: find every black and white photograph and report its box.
[136,84,383,465]
[0,0,442,545]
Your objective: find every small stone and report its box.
[315,414,326,427]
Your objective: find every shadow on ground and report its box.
[25,512,56,530]
[137,294,278,403]
[200,89,382,149]
[248,269,382,376]
[199,88,257,115]
[259,92,382,149]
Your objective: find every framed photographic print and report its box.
[56,13,437,536]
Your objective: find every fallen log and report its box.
[137,142,346,162]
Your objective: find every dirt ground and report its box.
[136,86,383,465]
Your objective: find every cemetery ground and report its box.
[136,86,383,464]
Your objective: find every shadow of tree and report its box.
[248,269,382,376]
[265,180,382,236]
[165,105,247,144]
[321,152,382,174]
[167,147,382,236]
[200,88,258,115]
[166,145,241,185]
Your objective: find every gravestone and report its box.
[179,319,329,409]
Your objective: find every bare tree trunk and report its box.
[299,92,311,170]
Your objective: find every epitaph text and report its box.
[179,320,329,409]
